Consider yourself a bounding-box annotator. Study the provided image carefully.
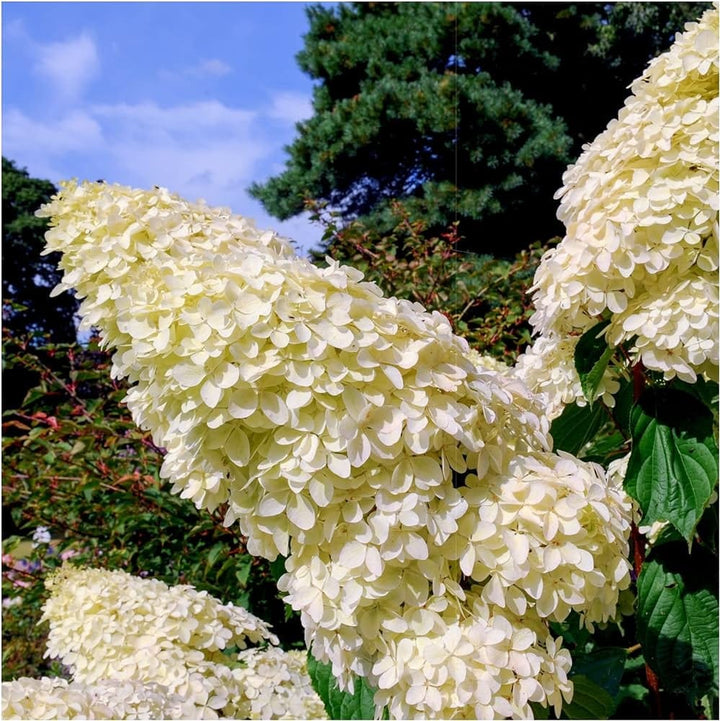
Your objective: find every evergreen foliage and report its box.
[250,2,709,255]
[2,158,79,344]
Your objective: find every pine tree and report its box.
[250,2,709,256]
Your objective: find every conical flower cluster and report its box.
[1,677,210,720]
[28,565,326,719]
[519,6,718,414]
[39,181,631,718]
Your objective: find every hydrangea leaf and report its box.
[636,541,719,697]
[550,401,606,456]
[307,652,378,720]
[560,675,616,719]
[625,387,718,544]
[569,647,626,697]
[574,319,614,405]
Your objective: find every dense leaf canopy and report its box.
[2,157,78,342]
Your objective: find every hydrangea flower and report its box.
[519,5,718,408]
[39,180,632,718]
[1,677,210,720]
[42,564,273,714]
[232,647,328,720]
[513,335,620,420]
[37,565,326,719]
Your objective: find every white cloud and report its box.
[87,101,266,193]
[3,108,104,159]
[91,100,255,136]
[267,91,313,124]
[158,58,233,82]
[191,59,232,77]
[33,33,99,101]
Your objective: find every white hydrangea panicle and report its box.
[513,335,621,420]
[519,5,719,406]
[38,565,326,719]
[1,677,213,720]
[41,565,277,715]
[40,180,633,718]
[369,597,573,720]
[457,451,632,628]
[232,647,328,720]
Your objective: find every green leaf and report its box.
[574,319,613,404]
[205,543,226,570]
[610,377,635,437]
[550,401,606,456]
[570,647,626,697]
[636,541,718,697]
[674,378,719,418]
[307,652,378,719]
[529,701,550,719]
[234,557,252,587]
[21,386,48,408]
[625,387,719,543]
[581,430,625,465]
[561,675,616,719]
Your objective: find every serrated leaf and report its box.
[574,319,613,404]
[562,675,616,719]
[570,647,626,697]
[550,400,606,456]
[625,388,718,543]
[636,542,718,697]
[307,652,378,720]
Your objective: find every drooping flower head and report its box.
[519,5,719,412]
[39,179,631,718]
[1,677,214,720]
[39,565,326,720]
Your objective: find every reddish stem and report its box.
[631,522,646,579]
[646,664,663,718]
[631,360,663,717]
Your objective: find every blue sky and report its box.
[2,2,327,253]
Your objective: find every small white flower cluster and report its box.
[519,5,719,411]
[233,647,328,719]
[1,676,207,720]
[514,336,621,420]
[30,565,325,719]
[39,181,632,718]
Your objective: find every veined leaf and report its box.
[561,675,616,719]
[307,652,378,720]
[574,319,613,404]
[625,388,718,544]
[636,542,719,697]
[570,647,626,697]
